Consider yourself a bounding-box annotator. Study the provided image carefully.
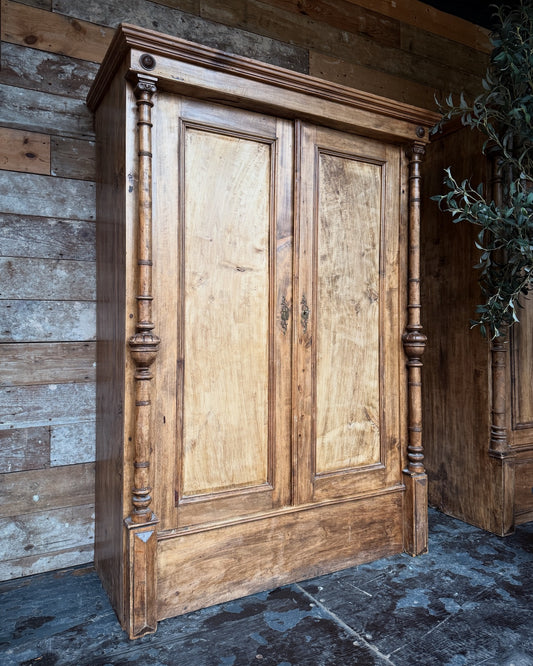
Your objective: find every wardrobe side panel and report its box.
[421,127,499,530]
[95,69,127,619]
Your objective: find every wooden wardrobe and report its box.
[87,24,437,638]
[422,123,533,536]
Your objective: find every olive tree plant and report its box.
[433,0,533,338]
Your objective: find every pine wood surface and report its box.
[0,0,495,583]
[421,125,533,534]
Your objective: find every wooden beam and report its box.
[0,127,50,175]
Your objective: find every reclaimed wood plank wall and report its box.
[0,0,489,580]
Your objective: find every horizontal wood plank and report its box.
[0,257,95,300]
[400,22,488,80]
[344,0,490,52]
[228,0,482,97]
[0,127,50,175]
[50,421,95,466]
[309,51,438,110]
[53,0,308,72]
[0,171,95,220]
[51,137,96,181]
[0,463,94,518]
[150,0,199,11]
[0,382,95,429]
[0,504,94,580]
[3,342,95,386]
[0,300,96,342]
[0,42,99,100]
[0,213,95,261]
[0,426,50,473]
[201,0,401,48]
[1,0,113,63]
[0,83,94,139]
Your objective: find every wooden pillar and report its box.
[487,151,515,534]
[403,140,428,556]
[124,72,160,639]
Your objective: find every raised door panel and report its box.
[151,96,293,529]
[512,296,533,431]
[295,122,402,504]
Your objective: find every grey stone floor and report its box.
[1,508,532,666]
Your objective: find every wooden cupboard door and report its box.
[152,97,293,529]
[294,122,402,504]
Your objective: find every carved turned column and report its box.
[487,153,511,459]
[403,140,428,555]
[124,72,160,639]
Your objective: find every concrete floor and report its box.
[1,508,532,666]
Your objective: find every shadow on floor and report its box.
[1,509,532,666]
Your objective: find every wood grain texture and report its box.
[256,0,401,48]
[0,426,50,473]
[343,0,490,52]
[316,152,381,473]
[3,342,95,386]
[511,298,533,428]
[309,51,438,111]
[0,214,95,261]
[50,420,95,466]
[0,504,94,581]
[51,137,96,181]
[0,383,95,429]
[181,128,270,496]
[0,171,95,220]
[0,463,94,518]
[54,0,308,72]
[0,84,94,139]
[514,456,533,522]
[0,257,95,300]
[295,122,402,504]
[157,492,403,619]
[1,0,113,62]
[0,127,50,175]
[421,126,500,532]
[0,300,96,342]
[0,42,99,99]
[218,0,482,100]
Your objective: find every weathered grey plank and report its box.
[0,382,95,429]
[52,0,308,72]
[0,463,94,518]
[3,342,96,386]
[0,505,94,580]
[0,213,95,261]
[0,257,95,300]
[51,137,96,181]
[0,83,94,139]
[0,300,96,342]
[51,421,95,466]
[0,42,99,99]
[0,426,50,473]
[0,171,95,220]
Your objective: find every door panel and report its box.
[316,153,381,473]
[159,98,293,528]
[295,122,402,504]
